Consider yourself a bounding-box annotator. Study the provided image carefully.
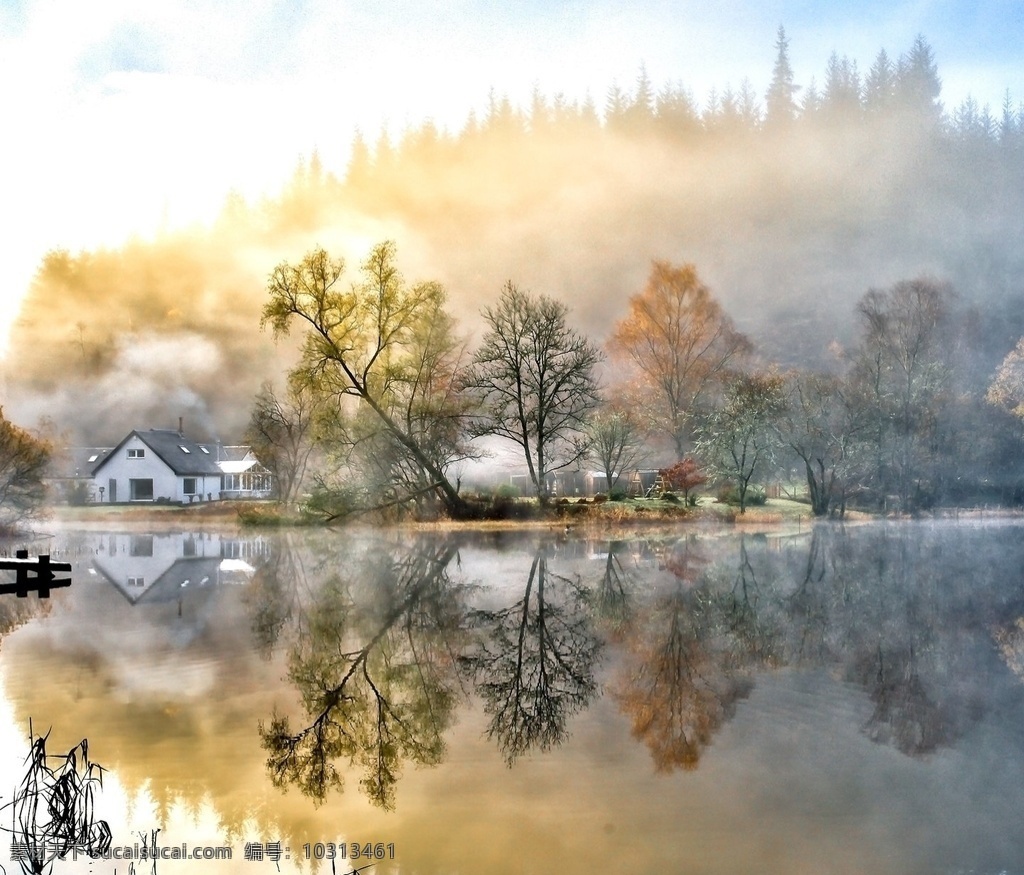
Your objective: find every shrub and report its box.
[593,493,608,503]
[608,488,628,501]
[716,484,767,507]
[495,483,522,499]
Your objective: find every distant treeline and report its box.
[7,29,1024,455]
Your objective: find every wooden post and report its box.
[15,549,28,598]
[37,554,51,599]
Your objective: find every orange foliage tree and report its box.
[660,457,707,504]
[608,261,751,457]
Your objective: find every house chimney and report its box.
[178,416,184,435]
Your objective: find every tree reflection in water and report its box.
[611,536,754,771]
[259,537,465,809]
[459,549,600,765]
[253,522,1024,811]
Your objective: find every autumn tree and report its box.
[660,457,707,505]
[609,261,751,457]
[463,282,601,504]
[697,372,786,513]
[587,407,648,494]
[0,408,52,531]
[261,241,471,517]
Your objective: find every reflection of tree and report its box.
[853,644,952,755]
[245,534,306,657]
[595,541,636,634]
[260,538,464,809]
[460,551,600,764]
[784,526,832,663]
[715,536,780,667]
[614,538,752,771]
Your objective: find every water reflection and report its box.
[3,522,1024,872]
[459,549,600,765]
[260,537,465,808]
[611,537,754,772]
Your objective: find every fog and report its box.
[6,43,1024,444]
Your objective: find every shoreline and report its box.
[31,498,1021,536]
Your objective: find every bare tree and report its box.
[463,282,601,504]
[245,375,320,504]
[848,278,952,509]
[587,407,648,494]
[779,372,858,517]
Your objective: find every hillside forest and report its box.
[7,30,1024,515]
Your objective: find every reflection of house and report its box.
[88,531,270,604]
[87,429,272,504]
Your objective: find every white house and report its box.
[91,429,229,503]
[217,445,273,499]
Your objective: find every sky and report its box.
[1,0,1022,357]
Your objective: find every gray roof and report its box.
[216,445,253,462]
[50,447,113,479]
[93,429,225,476]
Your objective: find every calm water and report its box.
[3,521,1024,874]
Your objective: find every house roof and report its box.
[50,446,113,479]
[93,429,224,476]
[216,445,253,462]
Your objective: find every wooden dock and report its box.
[0,551,72,598]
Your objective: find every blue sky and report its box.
[1,0,1022,352]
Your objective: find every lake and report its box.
[2,520,1024,874]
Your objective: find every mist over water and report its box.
[4,521,1024,873]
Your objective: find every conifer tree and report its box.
[765,25,799,127]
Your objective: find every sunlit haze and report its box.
[1,0,1021,356]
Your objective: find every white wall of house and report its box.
[94,434,220,503]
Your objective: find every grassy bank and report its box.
[44,495,874,534]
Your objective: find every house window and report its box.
[127,577,145,587]
[179,445,191,454]
[183,478,197,495]
[87,454,99,463]
[199,446,210,454]
[127,448,145,459]
[129,479,154,501]
[130,535,154,557]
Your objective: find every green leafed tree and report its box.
[261,241,470,518]
[696,373,787,513]
[463,282,602,505]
